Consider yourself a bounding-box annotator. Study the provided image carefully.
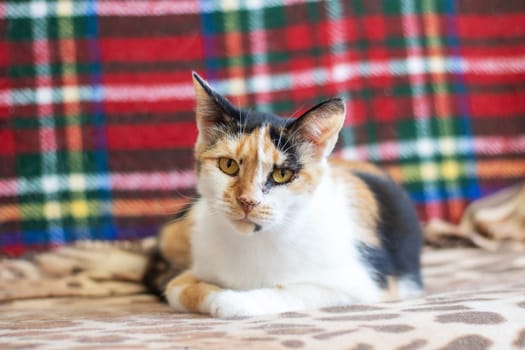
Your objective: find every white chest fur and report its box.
[190,175,381,303]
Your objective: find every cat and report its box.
[143,72,423,318]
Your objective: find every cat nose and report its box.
[236,196,260,214]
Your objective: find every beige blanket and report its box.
[1,248,524,349]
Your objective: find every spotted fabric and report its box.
[1,248,524,349]
[1,286,524,349]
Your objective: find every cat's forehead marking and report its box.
[257,124,268,167]
[234,125,284,165]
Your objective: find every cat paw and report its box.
[206,291,264,318]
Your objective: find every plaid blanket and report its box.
[1,1,524,256]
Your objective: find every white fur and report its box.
[186,164,384,317]
[398,276,424,299]
[166,285,188,312]
[256,124,267,180]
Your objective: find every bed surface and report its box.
[2,248,524,350]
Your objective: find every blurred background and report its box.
[1,0,524,256]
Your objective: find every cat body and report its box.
[143,73,423,318]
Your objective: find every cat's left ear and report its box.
[289,98,346,159]
[192,72,237,141]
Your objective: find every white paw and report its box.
[206,290,265,318]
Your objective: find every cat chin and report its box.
[230,219,262,235]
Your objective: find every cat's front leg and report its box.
[165,272,222,314]
[166,274,354,317]
[165,272,268,317]
[205,284,354,318]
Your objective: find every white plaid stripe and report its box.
[3,56,525,107]
[3,1,321,18]
[0,171,196,197]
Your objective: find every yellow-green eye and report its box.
[218,157,239,176]
[272,168,294,184]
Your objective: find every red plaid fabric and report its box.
[1,1,524,256]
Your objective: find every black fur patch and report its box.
[353,172,423,289]
[142,200,196,299]
[357,243,391,288]
[194,72,290,135]
[142,248,179,300]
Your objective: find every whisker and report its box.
[277,126,284,149]
[276,102,307,150]
[243,109,250,135]
[279,121,310,153]
[289,103,306,119]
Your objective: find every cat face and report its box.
[191,73,345,235]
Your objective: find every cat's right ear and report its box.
[192,72,235,139]
[289,98,346,159]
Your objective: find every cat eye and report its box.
[218,157,239,176]
[271,168,294,184]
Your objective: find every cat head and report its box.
[192,72,345,235]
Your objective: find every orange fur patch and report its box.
[166,272,221,312]
[331,160,381,246]
[167,272,199,287]
[159,211,194,269]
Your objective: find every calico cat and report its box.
[143,72,423,318]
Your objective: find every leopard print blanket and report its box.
[2,248,525,350]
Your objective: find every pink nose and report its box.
[237,196,260,214]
